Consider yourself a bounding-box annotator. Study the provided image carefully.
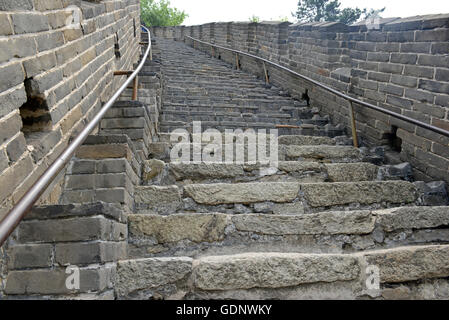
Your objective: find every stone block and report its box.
[0,62,25,93]
[11,12,49,34]
[7,244,53,270]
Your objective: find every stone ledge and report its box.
[24,201,126,223]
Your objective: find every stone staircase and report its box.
[114,38,449,300]
[2,36,449,300]
[157,39,344,137]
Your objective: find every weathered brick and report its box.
[435,69,449,82]
[355,42,376,51]
[405,88,435,104]
[379,83,404,96]
[375,42,400,52]
[4,266,113,295]
[0,13,13,36]
[95,173,129,189]
[378,63,403,74]
[0,155,33,201]
[431,42,449,54]
[435,95,449,108]
[63,27,83,42]
[7,244,52,270]
[418,55,449,68]
[96,159,127,173]
[55,42,79,65]
[415,29,449,42]
[419,79,449,95]
[0,62,25,93]
[387,31,414,42]
[0,85,27,118]
[33,0,63,11]
[46,10,70,29]
[0,148,8,173]
[391,75,418,88]
[431,142,449,159]
[415,148,449,170]
[17,216,111,243]
[357,79,378,90]
[390,53,417,64]
[386,95,413,109]
[55,241,127,265]
[65,174,95,190]
[403,65,434,79]
[0,37,38,64]
[68,160,95,174]
[6,133,27,162]
[367,71,390,82]
[412,102,446,119]
[366,31,387,42]
[96,188,131,204]
[36,31,65,52]
[0,112,22,145]
[11,13,49,34]
[367,52,390,62]
[0,0,34,10]
[400,42,431,53]
[22,52,57,78]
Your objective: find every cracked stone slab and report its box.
[115,257,193,297]
[129,213,228,243]
[192,252,360,290]
[375,206,449,232]
[300,181,417,207]
[285,145,362,161]
[359,245,449,283]
[232,210,376,235]
[184,182,301,205]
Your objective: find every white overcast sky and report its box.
[168,0,449,25]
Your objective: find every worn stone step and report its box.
[158,133,336,146]
[128,207,449,259]
[156,162,380,185]
[115,244,449,299]
[134,180,418,215]
[282,145,363,162]
[148,140,357,163]
[160,124,344,137]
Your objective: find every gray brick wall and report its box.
[156,14,449,184]
[3,202,126,299]
[0,0,142,219]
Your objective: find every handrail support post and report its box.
[263,62,269,85]
[132,76,139,101]
[349,101,359,148]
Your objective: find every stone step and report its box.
[161,103,308,116]
[160,110,293,119]
[163,96,297,105]
[161,115,297,125]
[159,123,345,137]
[143,161,381,186]
[128,206,449,259]
[158,133,336,146]
[134,180,418,215]
[147,141,360,163]
[115,244,449,299]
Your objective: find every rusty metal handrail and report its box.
[0,26,152,246]
[185,35,449,146]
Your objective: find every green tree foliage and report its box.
[294,0,385,25]
[141,0,188,27]
[249,15,261,23]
